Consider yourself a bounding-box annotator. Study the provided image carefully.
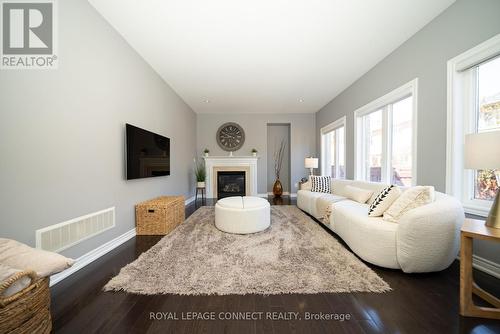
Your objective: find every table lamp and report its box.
[305,157,318,176]
[464,131,500,229]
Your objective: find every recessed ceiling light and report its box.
[204,99,210,103]
[298,98,304,103]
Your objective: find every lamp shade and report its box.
[305,157,318,169]
[464,131,500,170]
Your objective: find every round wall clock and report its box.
[216,122,245,151]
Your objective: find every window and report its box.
[447,33,500,216]
[321,116,346,178]
[355,79,418,186]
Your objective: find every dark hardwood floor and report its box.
[51,197,500,334]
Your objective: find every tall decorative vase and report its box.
[273,179,283,197]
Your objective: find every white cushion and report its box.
[344,185,373,203]
[383,186,435,223]
[331,179,390,205]
[368,185,402,217]
[0,238,74,278]
[0,264,32,297]
[331,201,400,269]
[216,196,244,209]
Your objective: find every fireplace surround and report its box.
[203,156,259,198]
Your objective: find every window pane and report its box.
[475,170,499,201]
[322,131,333,177]
[338,127,345,179]
[391,96,413,186]
[474,56,500,200]
[330,130,336,178]
[363,110,382,182]
[477,56,500,132]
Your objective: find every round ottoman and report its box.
[215,196,270,234]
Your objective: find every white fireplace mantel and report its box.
[203,156,259,198]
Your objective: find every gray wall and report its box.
[315,0,500,265]
[0,0,197,259]
[267,124,291,193]
[197,113,316,194]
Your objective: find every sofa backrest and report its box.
[331,179,391,205]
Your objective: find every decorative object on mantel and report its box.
[465,131,500,228]
[305,157,318,176]
[203,148,209,157]
[272,140,286,197]
[194,159,206,188]
[216,122,245,152]
[251,148,258,157]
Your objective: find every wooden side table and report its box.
[460,218,500,319]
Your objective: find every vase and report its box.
[252,152,257,157]
[197,181,205,188]
[273,179,283,197]
[204,153,209,157]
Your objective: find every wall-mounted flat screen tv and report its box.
[126,124,170,180]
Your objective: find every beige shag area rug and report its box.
[104,206,390,295]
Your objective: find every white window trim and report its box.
[446,33,500,217]
[354,78,418,186]
[320,116,346,178]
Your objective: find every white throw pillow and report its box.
[383,186,435,223]
[344,185,373,203]
[0,264,33,297]
[0,238,74,278]
[368,185,402,217]
[310,176,331,193]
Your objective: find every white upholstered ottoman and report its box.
[215,196,270,234]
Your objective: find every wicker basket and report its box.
[0,270,52,334]
[136,196,185,235]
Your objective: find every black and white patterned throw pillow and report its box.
[368,185,402,217]
[311,176,331,194]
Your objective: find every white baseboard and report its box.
[50,228,136,286]
[472,254,500,279]
[185,196,196,205]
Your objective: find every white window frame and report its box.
[446,33,500,217]
[320,116,346,178]
[354,78,418,186]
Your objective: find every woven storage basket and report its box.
[0,270,52,334]
[136,196,185,235]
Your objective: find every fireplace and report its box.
[217,171,246,199]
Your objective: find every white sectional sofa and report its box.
[297,179,464,273]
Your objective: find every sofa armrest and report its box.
[396,195,464,273]
[300,180,312,191]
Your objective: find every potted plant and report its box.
[251,148,258,157]
[203,148,209,157]
[273,140,286,197]
[194,160,206,188]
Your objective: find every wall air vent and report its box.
[36,207,115,252]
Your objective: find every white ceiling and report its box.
[89,0,455,114]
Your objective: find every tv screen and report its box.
[126,124,170,180]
